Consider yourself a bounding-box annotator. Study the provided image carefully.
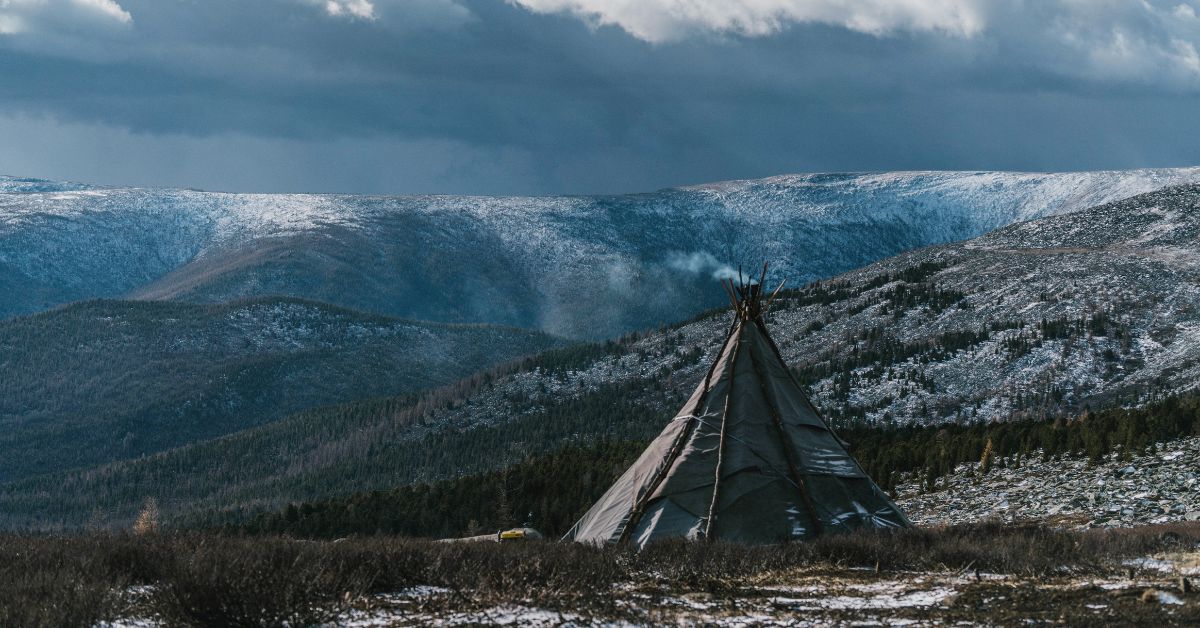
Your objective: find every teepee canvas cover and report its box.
[564,274,910,547]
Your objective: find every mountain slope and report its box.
[0,298,564,483]
[4,168,1199,338]
[3,183,1200,530]
[238,397,1200,539]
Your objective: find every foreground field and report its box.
[2,523,1198,626]
[346,563,1200,626]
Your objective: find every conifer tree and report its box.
[133,497,159,535]
[979,438,994,475]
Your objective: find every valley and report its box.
[2,182,1199,531]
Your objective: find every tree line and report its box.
[240,392,1200,539]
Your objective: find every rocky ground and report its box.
[896,438,1200,528]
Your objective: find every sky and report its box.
[1,0,1199,195]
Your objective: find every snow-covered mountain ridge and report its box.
[6,183,1200,529]
[3,168,1198,338]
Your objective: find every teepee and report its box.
[564,266,910,547]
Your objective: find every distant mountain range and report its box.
[4,182,1198,530]
[4,168,1199,339]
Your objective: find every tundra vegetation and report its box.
[2,523,1199,627]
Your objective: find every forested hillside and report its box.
[0,298,564,482]
[241,441,648,539]
[3,184,1199,530]
[241,394,1200,539]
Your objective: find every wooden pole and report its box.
[704,323,743,542]
[615,315,740,544]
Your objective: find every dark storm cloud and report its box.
[0,0,1198,194]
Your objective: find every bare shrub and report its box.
[0,536,126,628]
[154,536,376,627]
[1,522,1196,625]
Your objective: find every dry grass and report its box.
[0,536,127,628]
[0,522,1196,626]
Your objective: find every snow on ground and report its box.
[895,438,1200,528]
[312,560,1199,626]
[91,543,1200,626]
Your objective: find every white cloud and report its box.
[508,0,1200,89]
[0,14,24,35]
[507,0,988,42]
[1046,1,1200,88]
[0,0,132,35]
[320,0,376,20]
[1174,38,1200,74]
[74,0,130,23]
[296,0,475,27]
